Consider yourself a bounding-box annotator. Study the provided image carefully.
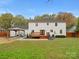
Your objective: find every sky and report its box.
[0,0,79,18]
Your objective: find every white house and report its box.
[25,20,66,38]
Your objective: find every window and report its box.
[36,23,38,26]
[55,22,57,26]
[60,30,62,34]
[47,23,49,25]
[52,34,54,37]
[50,30,53,32]
[32,30,34,33]
[40,30,45,35]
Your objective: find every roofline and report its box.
[28,22,66,23]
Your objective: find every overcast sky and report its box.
[0,0,79,18]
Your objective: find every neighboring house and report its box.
[66,25,76,37]
[67,25,76,33]
[9,25,28,37]
[27,20,66,38]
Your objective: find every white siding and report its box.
[25,29,28,35]
[54,23,66,36]
[10,30,25,37]
[28,22,66,36]
[10,31,16,37]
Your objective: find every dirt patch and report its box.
[0,38,15,44]
[0,38,48,44]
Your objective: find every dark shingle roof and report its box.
[11,25,28,29]
[28,19,65,23]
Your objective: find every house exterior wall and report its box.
[25,29,28,35]
[10,30,25,37]
[54,23,66,36]
[10,31,16,37]
[28,22,66,37]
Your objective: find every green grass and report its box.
[0,38,79,59]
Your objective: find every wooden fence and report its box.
[0,32,10,37]
[76,32,79,37]
[66,32,79,37]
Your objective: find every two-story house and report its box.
[25,20,66,38]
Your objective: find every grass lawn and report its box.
[0,38,79,59]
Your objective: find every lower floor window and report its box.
[40,30,45,35]
[60,30,62,34]
[31,30,34,33]
[50,30,53,32]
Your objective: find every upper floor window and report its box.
[55,22,57,26]
[35,23,38,26]
[31,30,34,33]
[47,23,49,25]
[60,30,62,34]
[50,30,53,32]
